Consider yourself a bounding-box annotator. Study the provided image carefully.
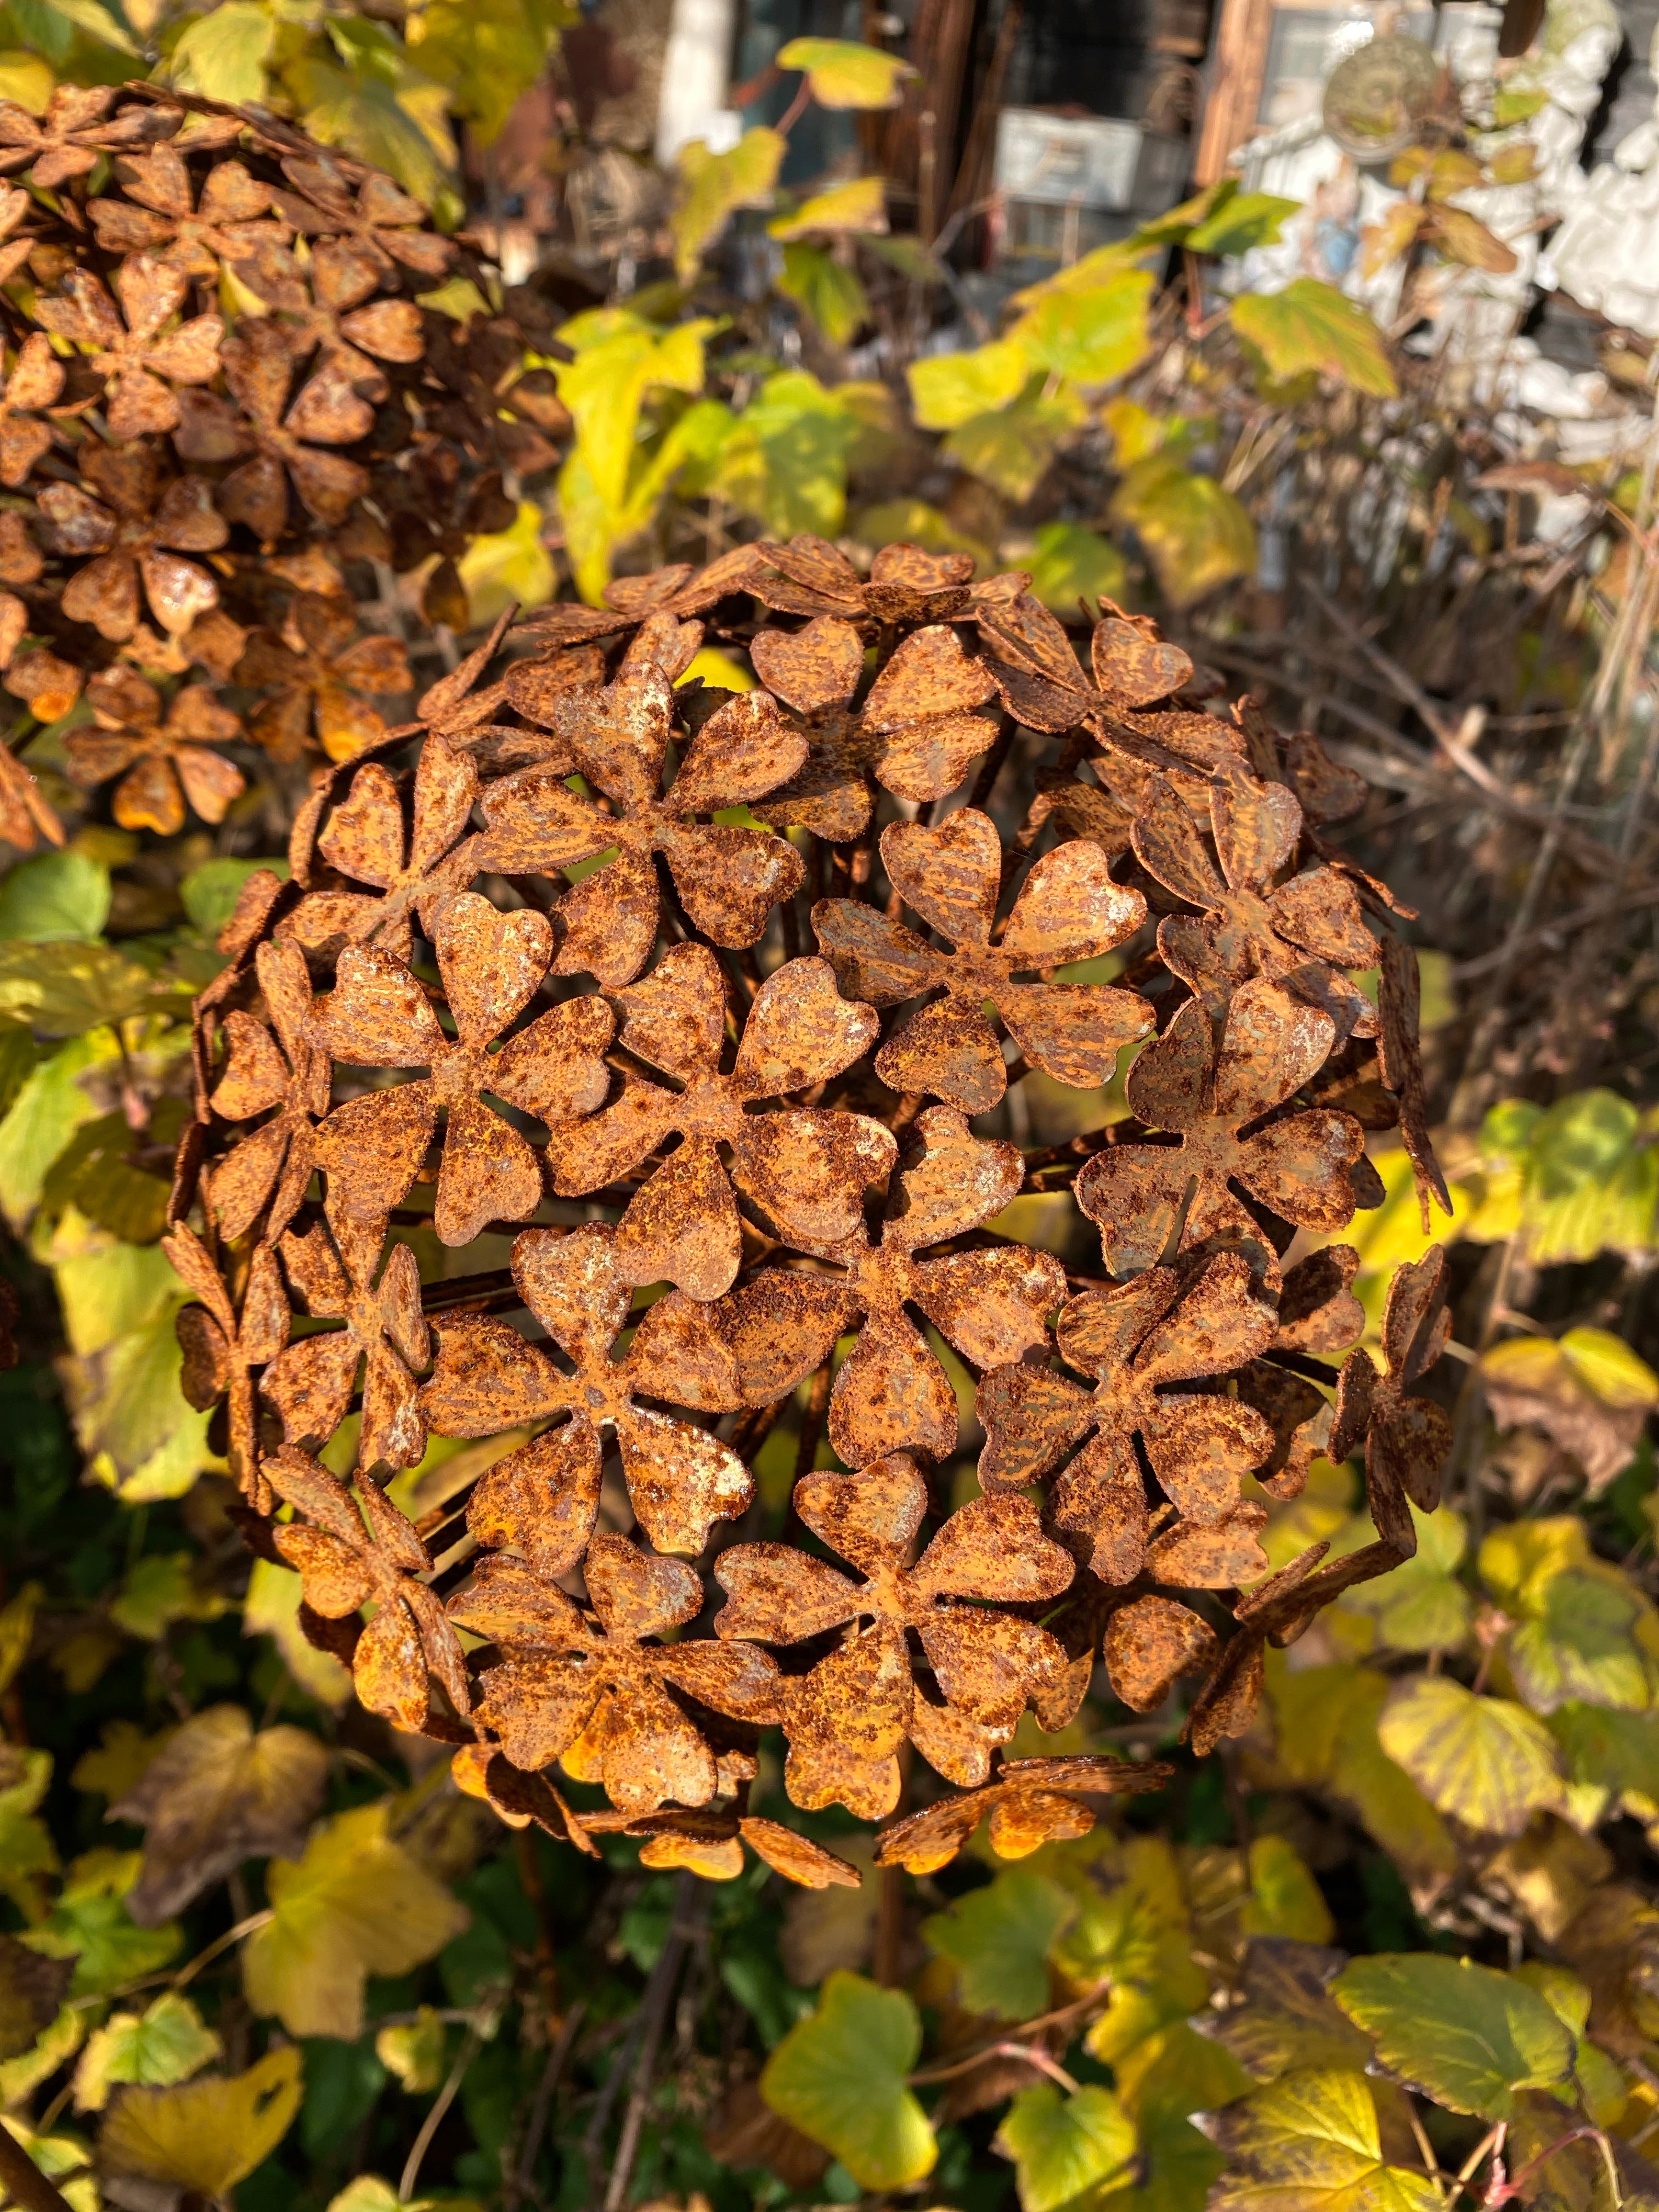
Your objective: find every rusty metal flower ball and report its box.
[166,544,1455,1888]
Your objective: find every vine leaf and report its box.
[1331,1954,1577,2121]
[759,1970,936,2189]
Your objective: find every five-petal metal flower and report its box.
[309,890,611,1246]
[282,737,479,960]
[977,1254,1278,1585]
[814,805,1152,1111]
[1132,758,1380,1037]
[1074,978,1367,1288]
[38,441,227,642]
[204,940,332,1246]
[36,253,222,442]
[474,667,807,983]
[550,943,883,1301]
[266,1444,471,1731]
[747,616,1001,839]
[236,229,427,394]
[715,1453,1076,1816]
[0,86,179,191]
[420,1221,754,1558]
[270,156,455,286]
[751,535,986,626]
[449,1534,781,1813]
[514,548,766,652]
[239,590,413,763]
[874,1751,1173,1874]
[166,1223,290,1510]
[63,669,243,837]
[718,1106,1065,1467]
[174,319,373,537]
[261,1211,430,1475]
[0,335,64,488]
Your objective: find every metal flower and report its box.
[174,320,372,538]
[515,548,766,652]
[281,737,479,960]
[261,1211,430,1475]
[309,891,611,1246]
[0,736,61,852]
[238,590,411,762]
[575,1806,862,1887]
[874,1751,1172,1874]
[420,1221,753,1558]
[62,670,243,837]
[719,1107,1065,1468]
[814,806,1152,1111]
[1329,1243,1453,1517]
[979,596,1190,731]
[266,1443,471,1731]
[0,86,178,191]
[38,442,227,642]
[4,646,79,722]
[166,1224,289,1509]
[35,254,222,442]
[715,1453,1075,1815]
[977,1254,1278,1585]
[551,944,882,1302]
[1074,979,1367,1287]
[270,156,455,286]
[235,230,426,392]
[1132,759,1380,1038]
[752,535,977,626]
[449,1535,781,1813]
[747,616,1000,839]
[473,667,806,984]
[0,335,64,487]
[88,149,277,276]
[204,940,332,1245]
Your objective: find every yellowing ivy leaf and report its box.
[1332,1955,1576,2120]
[1378,1678,1562,1836]
[1479,1518,1650,1715]
[1110,453,1256,607]
[924,1867,1075,2021]
[775,243,871,347]
[243,1802,469,2040]
[167,0,275,102]
[97,2044,302,2198]
[760,1970,935,2190]
[0,940,182,1039]
[402,0,569,145]
[72,1991,221,2113]
[712,370,857,539]
[1025,520,1127,615]
[945,384,1085,503]
[1229,279,1398,398]
[376,2006,447,2094]
[1339,1505,1472,1656]
[24,1851,180,1999]
[1202,2068,1440,2212]
[907,338,1030,430]
[1184,189,1299,256]
[673,127,786,280]
[1481,1330,1657,1494]
[769,174,886,239]
[1479,1092,1659,1262]
[776,36,916,108]
[1053,1838,1208,2065]
[1266,1660,1458,1884]
[455,501,555,627]
[1009,269,1155,386]
[0,849,108,943]
[995,2083,1136,2212]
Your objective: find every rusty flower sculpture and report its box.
[165,528,1455,1890]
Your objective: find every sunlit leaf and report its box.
[673,127,786,280]
[924,1867,1074,2021]
[760,1971,935,2190]
[944,384,1085,502]
[98,2045,302,2197]
[1229,279,1398,398]
[1110,453,1256,606]
[72,1992,220,2113]
[1332,1955,1575,2120]
[776,36,916,108]
[1026,520,1127,614]
[769,175,886,239]
[995,2083,1136,2212]
[1202,2067,1440,2212]
[1378,1677,1562,1836]
[1009,270,1155,386]
[167,0,274,101]
[0,851,108,944]
[776,243,871,347]
[1184,190,1299,256]
[456,501,555,627]
[907,338,1030,430]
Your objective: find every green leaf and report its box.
[1025,520,1127,615]
[167,0,274,101]
[1331,1955,1576,2121]
[376,2006,447,2094]
[0,850,108,943]
[852,498,986,567]
[455,501,556,627]
[0,2119,97,2212]
[713,370,857,539]
[673,127,786,279]
[1229,279,1398,398]
[1009,269,1155,386]
[759,1970,935,2191]
[776,242,870,347]
[907,337,1029,430]
[1340,1505,1473,1655]
[0,1747,57,1920]
[108,1554,225,1643]
[1481,1090,1658,1260]
[18,0,136,58]
[769,174,886,239]
[25,1852,180,1999]
[924,1868,1074,2021]
[242,1802,470,2040]
[553,316,715,513]
[73,1992,220,2113]
[1245,1836,1335,1946]
[284,48,454,212]
[97,2045,302,2198]
[0,1017,39,1121]
[1110,453,1256,607]
[995,2083,1136,2212]
[1185,190,1300,256]
[776,36,916,108]
[0,940,180,1038]
[1203,2068,1441,2212]
[41,1105,179,1245]
[1377,1677,1562,1835]
[402,0,569,145]
[1113,2024,1250,2212]
[945,384,1086,503]
[1057,1838,1209,2065]
[58,1273,207,1504]
[179,857,288,940]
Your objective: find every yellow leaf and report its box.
[242,1802,470,2039]
[907,338,1030,431]
[1361,202,1425,279]
[97,2045,301,2197]
[769,174,887,240]
[1204,2067,1441,2212]
[776,36,916,109]
[1229,279,1398,398]
[1378,1678,1563,1836]
[673,128,785,279]
[1110,453,1255,607]
[1009,269,1155,387]
[677,647,753,693]
[455,501,555,627]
